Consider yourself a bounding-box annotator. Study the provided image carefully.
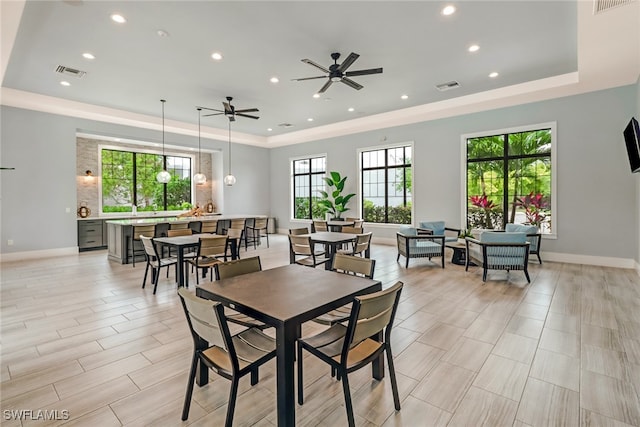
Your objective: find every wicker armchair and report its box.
[465,231,530,283]
[396,228,445,268]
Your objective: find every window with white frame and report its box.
[360,144,412,224]
[291,156,326,219]
[464,123,555,234]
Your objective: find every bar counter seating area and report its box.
[2,231,640,426]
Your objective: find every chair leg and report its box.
[524,268,531,283]
[405,257,409,268]
[482,268,488,282]
[153,267,160,294]
[181,352,199,421]
[142,263,149,289]
[250,367,259,385]
[225,377,240,427]
[340,370,356,427]
[265,232,269,248]
[297,343,304,405]
[386,347,401,411]
[537,253,542,264]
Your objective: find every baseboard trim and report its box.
[0,247,79,263]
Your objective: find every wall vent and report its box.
[435,80,461,92]
[55,65,86,78]
[593,0,633,14]
[278,123,294,128]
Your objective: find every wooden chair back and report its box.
[312,220,328,232]
[168,228,192,237]
[215,256,262,280]
[198,235,228,258]
[289,227,308,235]
[200,221,218,234]
[332,253,375,278]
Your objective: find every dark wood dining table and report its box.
[153,234,236,287]
[195,264,383,427]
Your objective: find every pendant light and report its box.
[223,121,236,186]
[156,99,171,184]
[193,108,207,185]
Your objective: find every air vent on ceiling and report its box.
[55,65,86,78]
[435,81,461,92]
[278,123,294,128]
[593,0,633,14]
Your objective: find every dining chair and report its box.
[288,234,330,268]
[200,220,218,234]
[167,228,194,258]
[345,218,364,228]
[313,254,376,326]
[184,235,228,287]
[225,228,243,259]
[312,220,328,232]
[297,281,404,427]
[170,222,189,230]
[229,218,247,249]
[338,232,372,257]
[177,288,276,427]
[128,224,156,267]
[245,218,269,249]
[140,235,177,294]
[288,227,309,235]
[214,256,270,330]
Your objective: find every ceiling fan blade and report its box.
[345,67,383,77]
[198,106,224,113]
[292,76,327,81]
[202,112,224,117]
[337,52,360,72]
[0,167,15,170]
[234,108,259,113]
[302,59,329,73]
[236,113,260,120]
[341,77,363,90]
[318,79,333,94]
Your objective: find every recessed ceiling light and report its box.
[270,77,279,83]
[442,5,456,15]
[348,107,355,112]
[156,29,169,37]
[312,93,320,99]
[82,52,95,60]
[110,14,126,24]
[401,94,409,100]
[211,52,223,60]
[60,81,71,86]
[267,128,273,132]
[307,118,314,122]
[489,72,499,78]
[468,44,480,53]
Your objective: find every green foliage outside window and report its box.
[363,200,411,224]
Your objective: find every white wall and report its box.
[0,106,270,255]
[270,85,637,264]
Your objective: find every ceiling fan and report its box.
[293,52,383,94]
[199,96,259,121]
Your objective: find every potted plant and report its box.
[317,171,356,220]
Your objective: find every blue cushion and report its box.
[505,224,538,251]
[398,226,417,236]
[480,231,526,244]
[418,221,445,236]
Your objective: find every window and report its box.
[101,148,192,213]
[292,156,326,219]
[465,124,554,234]
[360,145,412,224]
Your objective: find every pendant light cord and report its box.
[161,99,166,158]
[197,108,202,173]
[228,121,232,175]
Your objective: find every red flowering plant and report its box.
[515,192,549,228]
[470,194,497,229]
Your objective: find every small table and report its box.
[445,240,475,266]
[153,234,236,286]
[196,264,382,427]
[297,231,360,269]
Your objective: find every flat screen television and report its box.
[623,117,640,173]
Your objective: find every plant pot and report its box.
[331,217,345,221]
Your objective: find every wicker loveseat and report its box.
[396,226,445,268]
